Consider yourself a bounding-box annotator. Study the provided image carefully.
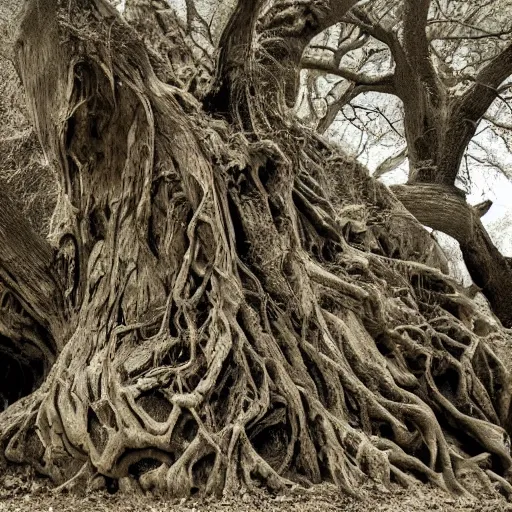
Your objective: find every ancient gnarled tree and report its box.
[0,0,511,499]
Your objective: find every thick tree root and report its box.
[1,0,511,500]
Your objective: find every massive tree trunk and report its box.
[1,0,512,498]
[0,187,62,412]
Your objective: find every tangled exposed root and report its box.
[1,0,512,501]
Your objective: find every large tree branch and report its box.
[316,81,357,134]
[401,0,438,88]
[461,42,512,122]
[350,1,444,99]
[347,7,398,54]
[0,187,66,342]
[392,183,512,327]
[316,82,394,134]
[259,0,360,38]
[301,57,395,91]
[311,25,369,67]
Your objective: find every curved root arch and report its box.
[2,0,511,500]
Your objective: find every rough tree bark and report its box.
[0,0,512,499]
[0,187,66,339]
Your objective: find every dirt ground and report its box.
[0,465,511,512]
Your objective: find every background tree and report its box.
[300,0,512,326]
[0,0,511,500]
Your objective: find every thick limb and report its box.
[393,183,512,328]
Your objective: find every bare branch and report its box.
[373,146,408,178]
[301,56,395,90]
[347,7,398,50]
